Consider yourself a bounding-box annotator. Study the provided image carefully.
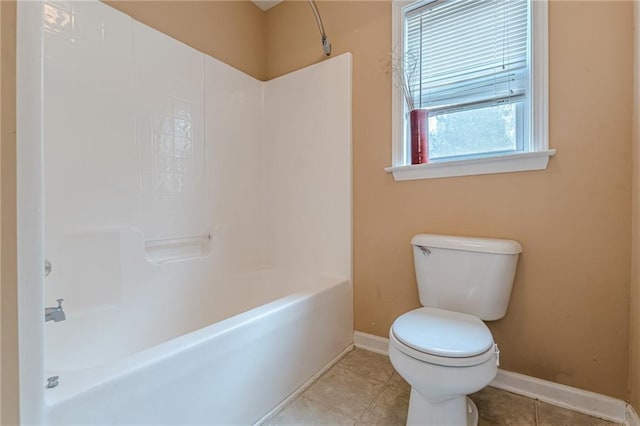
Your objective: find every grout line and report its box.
[301,393,361,423]
[337,349,391,387]
[299,374,362,421]
[535,398,540,425]
[295,348,365,423]
[356,371,397,424]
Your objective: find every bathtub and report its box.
[44,269,353,425]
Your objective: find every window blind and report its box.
[405,0,529,110]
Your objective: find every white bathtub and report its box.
[44,269,353,425]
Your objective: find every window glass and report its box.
[428,102,522,159]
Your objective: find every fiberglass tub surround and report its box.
[41,1,351,424]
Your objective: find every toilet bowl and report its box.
[389,307,500,425]
[389,234,521,426]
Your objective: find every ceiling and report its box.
[252,1,283,11]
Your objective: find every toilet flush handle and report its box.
[417,245,431,255]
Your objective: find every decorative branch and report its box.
[387,49,420,112]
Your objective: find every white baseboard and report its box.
[354,331,389,355]
[491,369,626,423]
[353,331,633,425]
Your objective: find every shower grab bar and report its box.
[144,233,211,248]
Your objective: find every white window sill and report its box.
[385,149,556,181]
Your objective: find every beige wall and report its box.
[1,0,18,423]
[266,0,634,399]
[105,1,267,81]
[630,0,640,412]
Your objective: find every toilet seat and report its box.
[390,307,497,367]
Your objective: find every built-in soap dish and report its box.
[144,233,212,263]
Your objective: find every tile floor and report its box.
[267,348,622,426]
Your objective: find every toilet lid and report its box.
[391,307,493,358]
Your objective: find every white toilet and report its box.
[389,234,522,426]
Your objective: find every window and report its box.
[387,0,554,181]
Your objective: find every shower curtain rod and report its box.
[308,0,331,56]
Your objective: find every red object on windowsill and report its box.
[410,109,428,165]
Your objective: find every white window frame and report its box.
[386,0,555,181]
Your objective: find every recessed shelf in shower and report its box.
[144,233,212,263]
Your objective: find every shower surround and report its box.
[23,1,352,424]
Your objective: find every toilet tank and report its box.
[412,234,522,321]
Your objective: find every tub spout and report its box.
[45,299,66,323]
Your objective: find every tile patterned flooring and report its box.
[267,348,621,426]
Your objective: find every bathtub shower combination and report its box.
[26,1,352,424]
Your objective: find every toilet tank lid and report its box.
[411,234,522,254]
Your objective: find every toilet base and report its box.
[407,391,479,426]
[467,397,479,426]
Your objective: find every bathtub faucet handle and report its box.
[47,376,59,389]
